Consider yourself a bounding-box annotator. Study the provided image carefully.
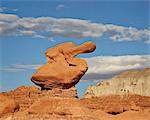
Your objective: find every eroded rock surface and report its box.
[0,94,19,118]
[13,98,98,120]
[2,86,78,111]
[84,68,150,98]
[1,86,150,120]
[81,94,150,114]
[31,42,96,90]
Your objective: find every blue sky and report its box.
[0,0,150,96]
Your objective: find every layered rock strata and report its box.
[84,68,150,98]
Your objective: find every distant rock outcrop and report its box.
[84,68,150,98]
[31,42,96,90]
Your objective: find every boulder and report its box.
[31,42,96,90]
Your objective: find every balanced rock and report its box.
[84,68,150,98]
[31,42,96,90]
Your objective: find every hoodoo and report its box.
[31,42,96,90]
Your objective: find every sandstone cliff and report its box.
[84,68,150,98]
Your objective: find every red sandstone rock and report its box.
[13,97,99,120]
[2,86,78,112]
[0,94,19,118]
[31,42,96,90]
[27,98,92,116]
[9,94,150,120]
[1,86,150,120]
[81,94,150,114]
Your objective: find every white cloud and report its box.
[13,64,42,69]
[0,13,149,43]
[0,14,18,22]
[19,30,36,36]
[1,55,150,81]
[0,68,25,72]
[13,9,18,12]
[0,64,41,72]
[83,55,150,80]
[0,7,18,12]
[56,4,65,10]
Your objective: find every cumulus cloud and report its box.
[0,13,149,43]
[83,55,150,80]
[0,14,18,22]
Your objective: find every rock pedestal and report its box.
[2,86,78,111]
